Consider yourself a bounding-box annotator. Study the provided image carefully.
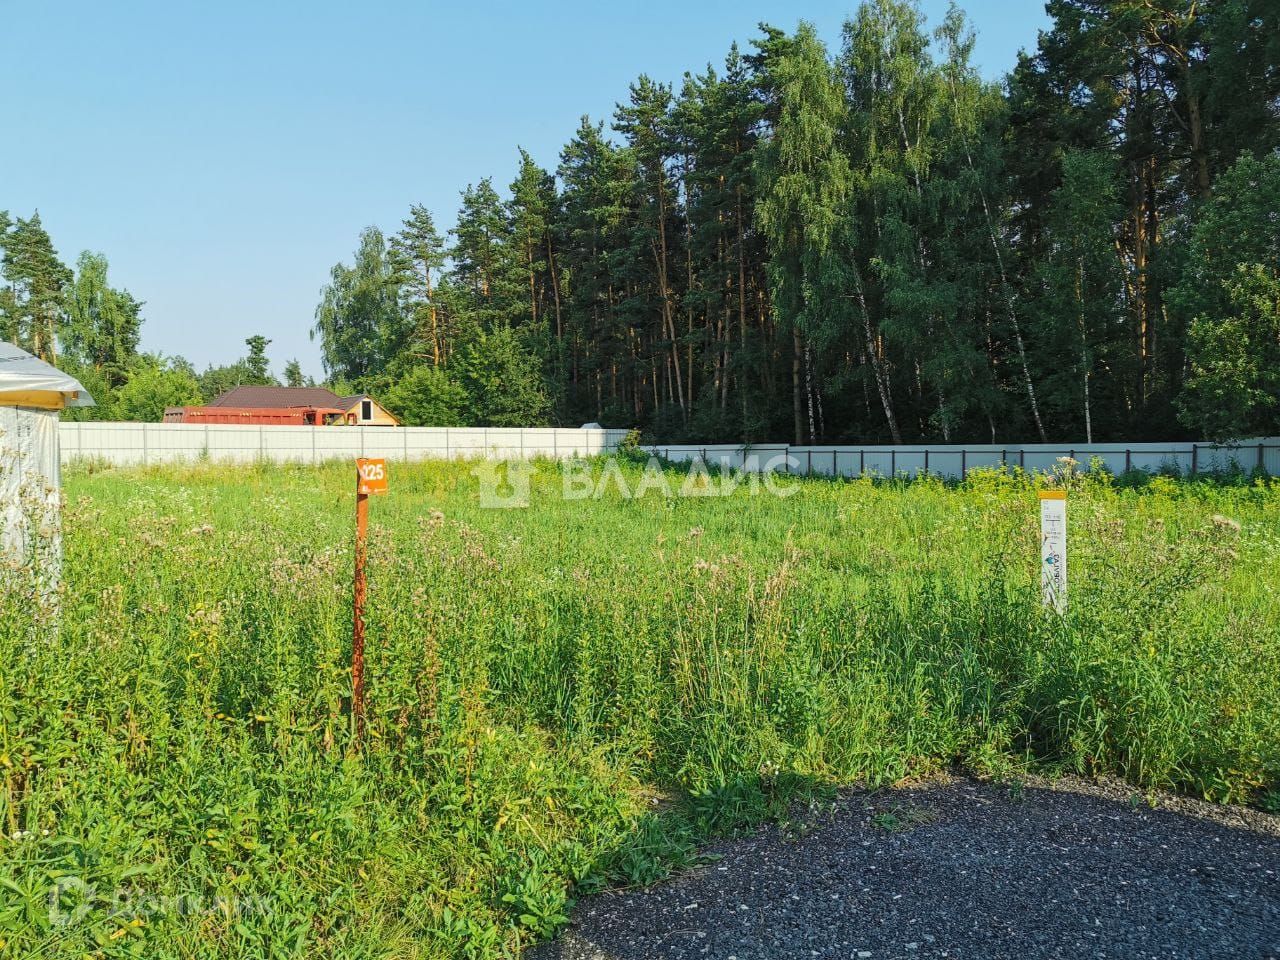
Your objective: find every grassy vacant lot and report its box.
[2,457,1278,958]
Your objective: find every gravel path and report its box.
[530,775,1280,960]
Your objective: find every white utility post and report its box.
[1039,490,1067,613]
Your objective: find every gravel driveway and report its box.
[530,775,1280,960]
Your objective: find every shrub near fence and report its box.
[646,440,1280,479]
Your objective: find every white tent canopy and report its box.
[0,340,94,408]
[1,341,92,603]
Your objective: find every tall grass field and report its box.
[2,457,1278,958]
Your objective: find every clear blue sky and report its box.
[2,0,1048,381]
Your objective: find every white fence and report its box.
[56,424,1280,477]
[644,440,1280,479]
[59,422,630,466]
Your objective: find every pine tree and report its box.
[616,76,687,421]
[389,205,447,366]
[671,44,770,439]
[557,117,638,423]
[243,335,274,384]
[0,213,72,362]
[283,359,305,388]
[508,151,566,413]
[451,179,518,332]
[507,150,558,334]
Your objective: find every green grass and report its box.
[2,458,1278,958]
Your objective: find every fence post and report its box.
[1191,443,1198,475]
[962,448,967,479]
[891,448,896,477]
[860,449,865,477]
[832,449,837,478]
[1260,443,1266,473]
[924,449,930,475]
[1125,449,1131,472]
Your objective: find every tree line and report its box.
[6,0,1279,442]
[313,0,1280,443]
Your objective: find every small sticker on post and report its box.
[356,458,388,495]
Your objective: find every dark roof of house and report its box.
[210,385,345,408]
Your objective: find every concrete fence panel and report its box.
[61,423,630,467]
[58,425,1277,479]
[645,439,1279,480]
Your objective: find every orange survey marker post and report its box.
[352,458,388,743]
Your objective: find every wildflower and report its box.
[1210,514,1241,533]
[688,526,704,540]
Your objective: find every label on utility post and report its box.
[1039,491,1067,613]
[356,458,388,495]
